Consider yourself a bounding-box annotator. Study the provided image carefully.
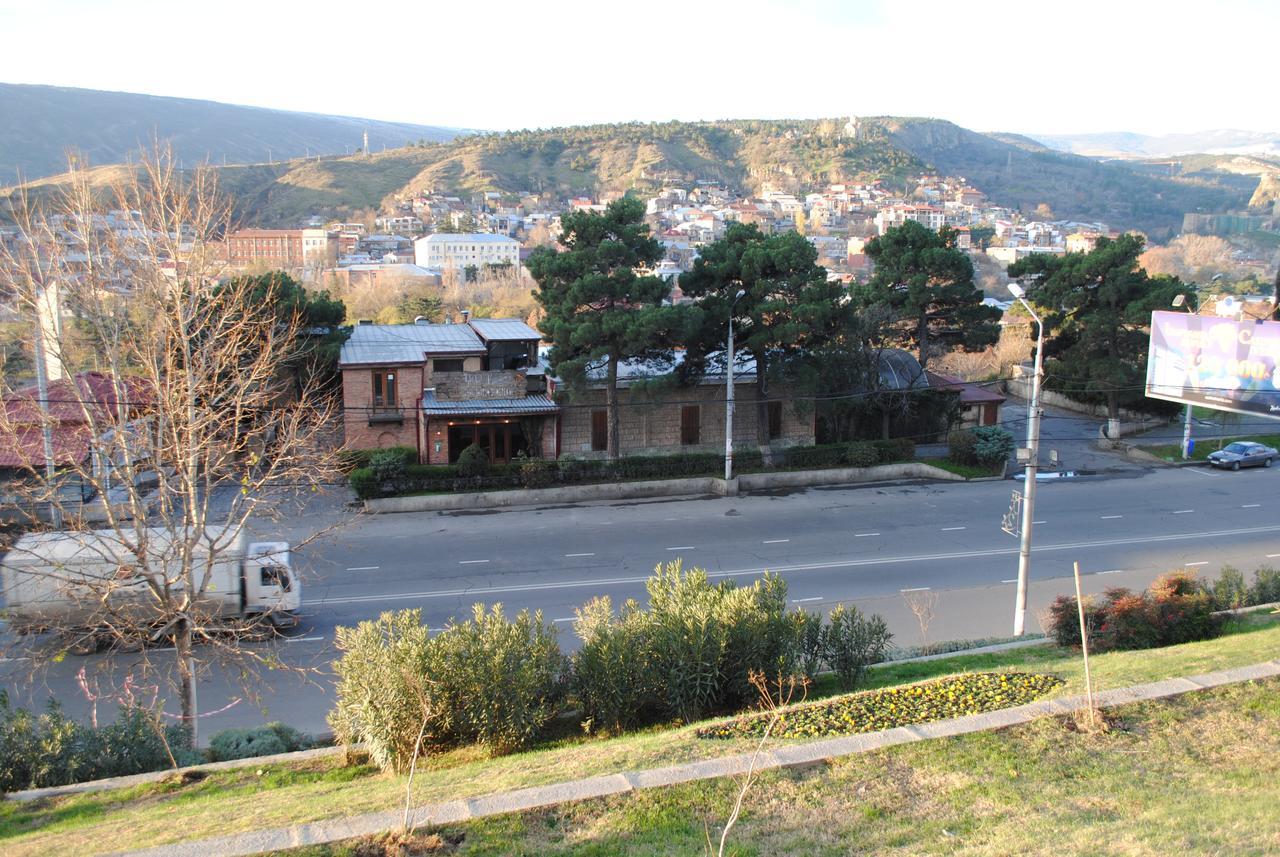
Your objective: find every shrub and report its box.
[456,444,490,478]
[783,443,848,469]
[948,429,978,466]
[0,694,197,793]
[369,449,409,486]
[1250,566,1280,605]
[431,604,565,754]
[791,609,825,680]
[1045,594,1103,648]
[642,561,731,723]
[330,609,435,774]
[823,604,892,691]
[717,572,798,708]
[1054,574,1226,654]
[517,453,557,489]
[208,723,311,762]
[1211,566,1249,611]
[845,442,880,468]
[971,425,1015,467]
[1097,588,1160,651]
[571,597,651,734]
[338,446,416,472]
[348,467,379,500]
[872,437,915,463]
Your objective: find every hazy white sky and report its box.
[1,0,1273,135]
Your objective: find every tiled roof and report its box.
[421,391,559,416]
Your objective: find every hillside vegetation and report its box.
[4,117,1257,235]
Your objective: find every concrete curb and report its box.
[112,659,1280,857]
[364,462,971,513]
[4,637,1049,804]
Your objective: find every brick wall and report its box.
[557,383,813,458]
[341,365,424,455]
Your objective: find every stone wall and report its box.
[433,370,526,401]
[557,382,814,458]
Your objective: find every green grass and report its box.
[296,676,1280,856]
[1138,432,1280,462]
[4,613,1276,856]
[919,458,1004,479]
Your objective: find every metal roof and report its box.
[467,318,542,342]
[339,323,483,366]
[422,391,559,416]
[416,233,520,244]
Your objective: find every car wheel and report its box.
[1231,461,1241,471]
[1267,458,1274,468]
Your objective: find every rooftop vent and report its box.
[414,316,429,324]
[461,309,471,323]
[357,319,373,325]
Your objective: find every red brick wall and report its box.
[341,365,424,457]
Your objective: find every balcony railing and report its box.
[367,405,404,425]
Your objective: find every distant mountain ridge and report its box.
[0,83,467,181]
[1033,129,1280,159]
[5,114,1258,239]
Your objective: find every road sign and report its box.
[1002,490,1022,537]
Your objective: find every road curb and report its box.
[112,659,1280,857]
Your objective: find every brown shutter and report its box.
[681,405,700,445]
[591,410,608,451]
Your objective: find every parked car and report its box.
[1207,441,1278,470]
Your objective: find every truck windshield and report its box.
[260,565,292,592]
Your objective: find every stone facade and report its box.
[342,365,424,455]
[433,370,526,401]
[558,382,813,458]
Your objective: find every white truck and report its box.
[0,525,300,653]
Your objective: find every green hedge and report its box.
[337,446,417,472]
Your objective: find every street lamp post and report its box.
[724,289,746,482]
[1009,281,1043,637]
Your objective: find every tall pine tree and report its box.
[527,197,671,459]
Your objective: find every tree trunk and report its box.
[606,355,620,460]
[176,617,198,745]
[917,313,930,370]
[754,355,772,466]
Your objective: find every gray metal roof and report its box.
[339,323,483,366]
[422,391,559,416]
[416,233,520,244]
[467,318,542,342]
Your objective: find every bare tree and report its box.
[0,148,343,739]
[902,589,939,654]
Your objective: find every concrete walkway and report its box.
[115,657,1280,857]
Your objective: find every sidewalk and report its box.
[116,657,1280,857]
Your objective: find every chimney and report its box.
[461,309,471,324]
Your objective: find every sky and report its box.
[1,0,1275,136]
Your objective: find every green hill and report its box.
[5,117,1257,237]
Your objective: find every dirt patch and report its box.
[350,829,464,856]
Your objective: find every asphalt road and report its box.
[5,449,1279,739]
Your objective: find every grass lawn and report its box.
[1138,432,1280,462]
[918,458,1004,479]
[3,614,1277,856]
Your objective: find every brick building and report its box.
[226,228,336,269]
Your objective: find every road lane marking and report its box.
[1172,510,1195,515]
[459,559,490,565]
[565,553,595,557]
[1185,561,1209,567]
[346,566,379,571]
[900,586,931,592]
[854,532,880,537]
[552,617,577,624]
[666,546,695,551]
[1100,515,1123,519]
[1001,579,1018,583]
[1267,554,1280,558]
[313,523,1280,606]
[283,636,325,643]
[1033,520,1047,525]
[1096,569,1125,575]
[941,526,966,531]
[763,539,790,544]
[1243,504,1262,508]
[791,596,823,603]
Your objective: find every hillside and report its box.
[0,83,464,182]
[4,117,1257,236]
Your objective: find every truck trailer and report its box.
[0,525,300,653]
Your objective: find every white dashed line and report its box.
[283,636,325,643]
[791,596,823,604]
[1100,515,1123,519]
[1185,561,1209,567]
[1001,578,1018,583]
[1243,504,1262,508]
[552,617,577,624]
[854,532,880,538]
[941,526,966,531]
[1096,569,1125,575]
[666,546,695,551]
[565,553,595,557]
[346,566,379,571]
[1033,520,1047,525]
[1172,510,1195,515]
[459,559,490,565]
[900,586,931,592]
[763,539,790,544]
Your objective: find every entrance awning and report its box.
[421,390,559,418]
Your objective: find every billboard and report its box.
[1146,310,1280,419]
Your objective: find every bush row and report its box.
[949,425,1014,468]
[329,562,893,773]
[1047,570,1226,651]
[781,438,915,470]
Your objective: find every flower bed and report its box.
[696,672,1064,740]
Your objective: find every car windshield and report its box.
[1223,443,1250,454]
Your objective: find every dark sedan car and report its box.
[1207,441,1278,470]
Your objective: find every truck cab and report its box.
[244,541,301,627]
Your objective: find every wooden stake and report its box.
[1073,561,1096,729]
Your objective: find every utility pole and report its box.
[1009,281,1042,636]
[31,280,63,528]
[724,289,745,481]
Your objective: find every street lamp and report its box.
[724,289,747,481]
[1008,281,1043,637]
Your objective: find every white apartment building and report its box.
[874,205,946,235]
[414,233,521,270]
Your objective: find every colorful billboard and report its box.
[1146,310,1280,419]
